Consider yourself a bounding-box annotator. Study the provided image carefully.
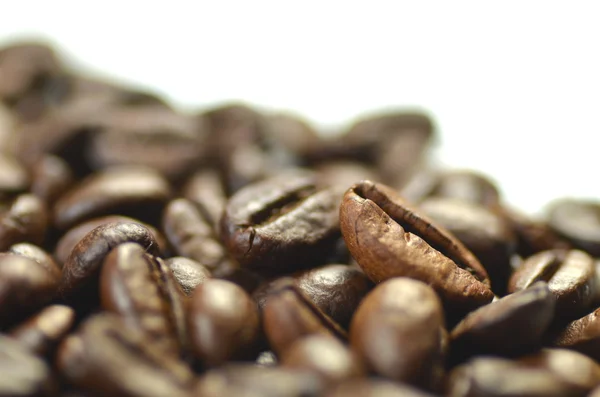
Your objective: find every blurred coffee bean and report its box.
[57,314,194,397]
[262,278,346,355]
[546,198,600,256]
[0,334,56,396]
[100,243,187,355]
[294,264,373,329]
[8,242,60,278]
[60,222,159,296]
[0,152,29,199]
[450,282,555,360]
[553,307,600,361]
[181,169,227,231]
[419,197,516,295]
[350,278,445,389]
[326,379,437,397]
[509,249,596,325]
[188,279,260,366]
[315,161,380,190]
[222,171,342,276]
[0,194,48,251]
[54,167,170,229]
[447,349,600,397]
[280,335,364,385]
[9,304,75,357]
[340,180,493,316]
[30,154,74,205]
[164,256,211,296]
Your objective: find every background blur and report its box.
[1,1,598,214]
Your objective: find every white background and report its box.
[2,1,599,214]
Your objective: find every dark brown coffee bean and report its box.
[262,278,346,355]
[88,106,208,180]
[30,155,74,205]
[450,282,555,359]
[294,264,373,329]
[54,215,165,267]
[0,194,48,251]
[447,349,600,397]
[164,256,211,296]
[222,171,342,276]
[188,279,260,366]
[57,314,194,397]
[54,167,170,229]
[9,304,75,357]
[163,198,231,274]
[326,379,437,397]
[0,334,55,396]
[509,249,596,324]
[280,335,364,385]
[350,278,445,389]
[60,222,159,296]
[195,364,325,397]
[100,243,187,355]
[340,180,493,315]
[181,169,228,232]
[0,253,59,328]
[0,153,29,199]
[552,307,600,361]
[546,199,600,256]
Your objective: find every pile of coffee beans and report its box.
[1,41,600,397]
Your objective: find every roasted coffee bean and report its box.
[450,282,555,360]
[350,277,445,389]
[553,307,600,361]
[326,379,437,397]
[294,264,373,329]
[164,256,211,296]
[447,349,600,397]
[54,215,165,267]
[8,242,60,279]
[0,334,56,396]
[188,279,260,366]
[30,155,74,205]
[222,171,342,276]
[0,194,48,251]
[0,253,59,327]
[280,335,364,385]
[546,199,600,256]
[60,222,159,296]
[262,278,346,355]
[195,364,325,397]
[263,113,321,165]
[88,106,208,180]
[340,180,493,315]
[419,197,516,295]
[57,314,194,397]
[509,249,596,324]
[163,198,231,274]
[315,161,380,191]
[181,169,228,231]
[54,166,170,229]
[100,243,187,355]
[0,152,30,199]
[9,304,75,357]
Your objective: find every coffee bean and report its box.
[553,307,600,361]
[450,282,555,360]
[509,249,596,324]
[0,334,56,396]
[340,180,493,315]
[54,167,170,229]
[187,279,260,366]
[9,304,75,357]
[419,197,516,295]
[164,256,211,296]
[100,243,187,355]
[181,169,228,232]
[221,171,342,276]
[294,264,373,329]
[29,154,74,205]
[546,198,600,256]
[315,161,380,191]
[280,335,364,385]
[0,153,29,199]
[57,313,194,397]
[262,278,346,355]
[263,113,321,165]
[0,194,48,251]
[8,242,60,279]
[60,222,160,296]
[326,379,437,397]
[447,349,600,397]
[350,277,445,389]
